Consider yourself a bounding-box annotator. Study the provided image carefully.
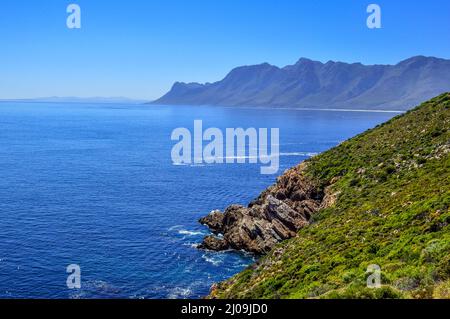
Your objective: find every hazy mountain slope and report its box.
[152,57,450,110]
[209,93,450,299]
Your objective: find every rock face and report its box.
[198,163,333,254]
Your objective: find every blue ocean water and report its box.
[0,102,397,299]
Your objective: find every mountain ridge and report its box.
[151,56,450,110]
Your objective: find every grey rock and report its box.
[198,163,335,254]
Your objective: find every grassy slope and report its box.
[212,93,450,299]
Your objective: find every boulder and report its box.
[199,210,224,234]
[198,235,229,251]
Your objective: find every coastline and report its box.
[150,102,406,114]
[199,93,450,299]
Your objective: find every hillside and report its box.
[206,93,450,299]
[152,56,450,111]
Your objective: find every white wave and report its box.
[200,152,318,162]
[202,254,224,266]
[167,287,193,299]
[168,225,184,231]
[68,280,119,299]
[174,151,318,167]
[279,152,318,157]
[183,243,200,248]
[178,230,205,236]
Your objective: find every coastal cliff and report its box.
[198,163,338,254]
[200,93,450,299]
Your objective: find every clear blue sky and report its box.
[0,0,449,100]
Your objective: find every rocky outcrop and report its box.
[198,236,229,251]
[199,210,224,234]
[198,163,335,254]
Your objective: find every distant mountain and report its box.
[151,56,450,110]
[2,97,147,104]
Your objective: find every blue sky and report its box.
[0,0,449,100]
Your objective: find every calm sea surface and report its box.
[0,102,397,298]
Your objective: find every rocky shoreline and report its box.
[198,162,337,255]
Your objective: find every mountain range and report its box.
[152,56,450,110]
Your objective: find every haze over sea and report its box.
[0,102,396,298]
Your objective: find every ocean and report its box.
[0,102,397,298]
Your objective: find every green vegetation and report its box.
[211,93,450,299]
